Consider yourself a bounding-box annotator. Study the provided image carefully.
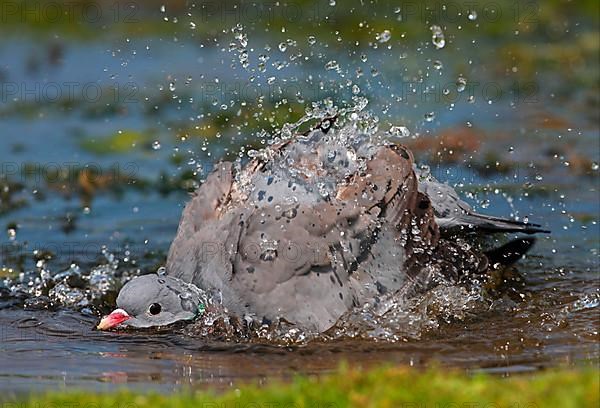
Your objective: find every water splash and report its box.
[3,247,128,314]
[430,25,446,49]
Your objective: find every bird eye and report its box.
[148,303,162,315]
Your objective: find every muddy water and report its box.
[1,7,599,397]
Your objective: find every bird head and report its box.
[97,274,207,330]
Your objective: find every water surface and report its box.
[0,2,598,396]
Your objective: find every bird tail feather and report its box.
[484,237,537,266]
[454,213,550,234]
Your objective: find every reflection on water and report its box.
[0,254,598,396]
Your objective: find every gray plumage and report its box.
[101,121,547,333]
[110,274,206,328]
[165,127,437,332]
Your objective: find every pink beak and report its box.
[97,308,131,330]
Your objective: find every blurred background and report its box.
[0,0,598,393]
[0,0,597,271]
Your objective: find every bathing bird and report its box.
[98,118,547,333]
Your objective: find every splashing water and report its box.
[0,98,507,345]
[376,30,391,43]
[3,246,131,316]
[430,25,446,49]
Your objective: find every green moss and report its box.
[15,366,599,408]
[571,212,599,224]
[80,130,150,155]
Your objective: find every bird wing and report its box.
[223,143,439,332]
[166,162,235,285]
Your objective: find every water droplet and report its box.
[307,35,316,45]
[468,10,478,21]
[326,149,337,163]
[160,5,166,13]
[352,84,361,94]
[189,21,196,29]
[424,112,436,122]
[456,76,467,92]
[329,0,336,6]
[592,162,599,171]
[278,42,287,52]
[260,247,278,261]
[152,140,161,150]
[389,126,410,139]
[283,208,297,219]
[433,60,443,70]
[169,82,176,92]
[377,30,391,43]
[430,25,446,49]
[325,60,339,71]
[7,228,16,241]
